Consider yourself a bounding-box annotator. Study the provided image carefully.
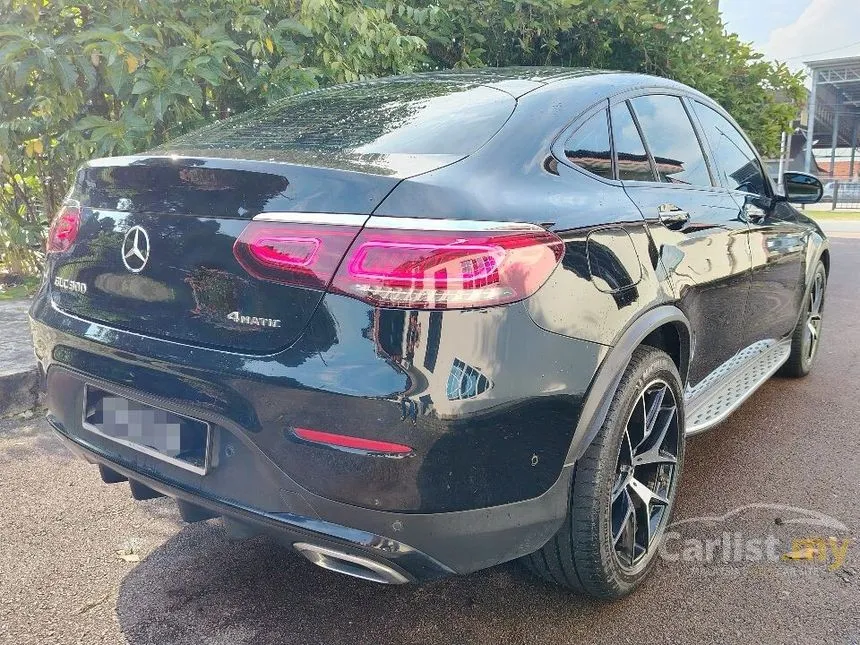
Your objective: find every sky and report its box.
[720,0,860,74]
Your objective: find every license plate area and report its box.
[82,385,211,475]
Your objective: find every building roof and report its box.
[806,56,860,148]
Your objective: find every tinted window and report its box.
[611,102,654,182]
[161,81,514,156]
[692,101,768,196]
[630,95,711,187]
[564,110,613,179]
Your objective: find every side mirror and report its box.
[781,172,823,204]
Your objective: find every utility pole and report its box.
[805,71,818,174]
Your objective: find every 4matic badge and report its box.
[227,311,281,328]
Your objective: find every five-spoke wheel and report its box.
[610,380,680,571]
[522,345,685,598]
[804,269,825,362]
[783,260,827,377]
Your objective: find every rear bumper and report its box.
[46,393,574,580]
[49,416,453,582]
[30,289,604,577]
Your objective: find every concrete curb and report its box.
[0,366,41,418]
[0,298,40,418]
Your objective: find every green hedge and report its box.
[0,0,804,276]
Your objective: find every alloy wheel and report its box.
[804,270,825,361]
[610,379,680,571]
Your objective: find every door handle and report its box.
[657,203,690,230]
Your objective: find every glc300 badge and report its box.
[227,311,281,328]
[54,276,87,294]
[122,225,150,273]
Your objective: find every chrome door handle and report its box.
[657,204,690,230]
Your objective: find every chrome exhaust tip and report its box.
[293,542,409,584]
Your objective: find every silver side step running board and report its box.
[684,339,792,436]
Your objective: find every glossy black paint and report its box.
[31,68,828,578]
[31,292,603,513]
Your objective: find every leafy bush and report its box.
[0,0,804,277]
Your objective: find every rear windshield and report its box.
[160,80,515,157]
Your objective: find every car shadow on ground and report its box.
[114,517,616,645]
[113,431,733,645]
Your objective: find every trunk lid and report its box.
[48,158,397,353]
[48,79,516,352]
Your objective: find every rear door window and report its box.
[610,102,654,182]
[629,95,712,187]
[564,110,613,179]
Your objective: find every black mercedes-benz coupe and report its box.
[30,67,829,599]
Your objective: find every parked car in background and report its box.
[30,67,829,599]
[823,181,860,203]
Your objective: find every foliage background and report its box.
[0,0,805,277]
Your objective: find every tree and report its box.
[414,0,804,154]
[0,0,805,278]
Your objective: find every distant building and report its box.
[802,56,860,179]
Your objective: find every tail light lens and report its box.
[233,222,362,289]
[234,216,564,309]
[332,224,564,308]
[46,201,82,253]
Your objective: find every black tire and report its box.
[521,345,685,599]
[780,261,826,378]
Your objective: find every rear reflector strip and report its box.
[292,427,413,456]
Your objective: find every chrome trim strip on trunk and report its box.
[252,212,370,226]
[252,212,543,232]
[363,216,543,231]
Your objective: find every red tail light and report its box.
[233,221,362,289]
[46,201,82,253]
[234,216,564,309]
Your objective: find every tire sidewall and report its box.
[800,262,827,373]
[585,349,686,595]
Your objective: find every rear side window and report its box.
[610,102,654,182]
[564,110,613,179]
[629,95,711,187]
[161,81,515,157]
[692,101,768,196]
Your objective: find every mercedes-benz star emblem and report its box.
[122,225,150,273]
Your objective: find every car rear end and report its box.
[30,76,603,582]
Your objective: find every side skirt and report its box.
[684,338,792,436]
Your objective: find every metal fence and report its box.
[824,179,860,210]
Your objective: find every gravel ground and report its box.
[1,240,859,645]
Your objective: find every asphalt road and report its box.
[2,240,859,645]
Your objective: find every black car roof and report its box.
[350,67,698,100]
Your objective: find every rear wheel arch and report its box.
[524,343,686,597]
[820,248,830,277]
[564,306,691,466]
[640,321,690,386]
